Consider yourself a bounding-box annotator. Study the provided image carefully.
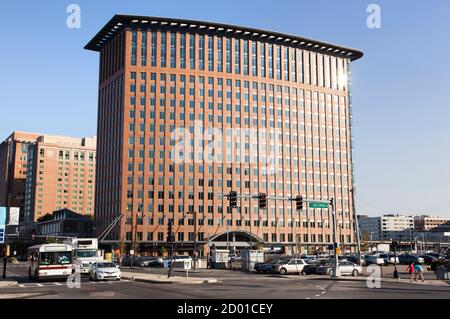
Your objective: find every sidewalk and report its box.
[121,271,218,285]
[0,280,18,288]
[303,275,450,287]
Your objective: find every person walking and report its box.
[414,262,425,282]
[406,261,415,282]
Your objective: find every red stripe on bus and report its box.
[38,266,71,270]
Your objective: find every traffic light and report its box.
[229,191,237,208]
[295,195,303,211]
[258,193,267,209]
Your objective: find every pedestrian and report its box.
[414,262,425,282]
[406,261,415,282]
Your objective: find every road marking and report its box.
[36,283,44,287]
[315,294,320,297]
[53,282,63,286]
[18,284,25,288]
[321,291,326,294]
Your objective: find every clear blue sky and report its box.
[1,0,449,217]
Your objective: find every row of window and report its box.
[130,30,348,90]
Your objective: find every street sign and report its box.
[0,207,7,244]
[308,201,329,209]
[183,260,192,270]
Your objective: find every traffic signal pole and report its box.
[330,198,341,278]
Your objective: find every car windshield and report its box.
[279,259,291,264]
[270,259,281,264]
[97,262,117,268]
[77,250,97,258]
[39,252,71,265]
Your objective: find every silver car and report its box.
[317,261,363,277]
[271,258,308,275]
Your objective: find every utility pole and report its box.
[330,198,340,278]
[193,211,197,271]
[350,188,362,265]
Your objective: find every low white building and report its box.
[358,214,414,241]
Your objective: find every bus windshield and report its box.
[39,252,72,265]
[76,250,97,258]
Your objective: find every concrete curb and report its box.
[0,280,18,288]
[122,274,218,285]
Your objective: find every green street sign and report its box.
[308,201,329,209]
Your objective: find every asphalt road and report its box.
[0,263,449,299]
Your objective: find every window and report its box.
[243,40,249,75]
[189,34,195,69]
[170,32,176,68]
[283,47,289,81]
[141,31,147,66]
[198,35,205,70]
[251,41,257,76]
[151,31,157,67]
[217,37,223,72]
[234,39,240,74]
[131,30,137,65]
[226,38,232,73]
[276,46,281,80]
[259,42,265,77]
[160,31,167,67]
[268,44,273,78]
[180,33,186,68]
[208,36,214,71]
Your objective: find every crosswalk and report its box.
[16,279,130,288]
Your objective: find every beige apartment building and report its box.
[414,215,450,232]
[23,135,96,223]
[85,15,363,255]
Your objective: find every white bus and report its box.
[28,244,73,281]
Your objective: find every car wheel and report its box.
[352,269,359,277]
[279,268,288,275]
[328,269,333,276]
[94,273,99,282]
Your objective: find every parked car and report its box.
[254,259,283,273]
[228,254,241,262]
[316,261,363,277]
[425,253,444,260]
[378,253,399,265]
[271,258,308,275]
[345,255,365,265]
[89,262,121,281]
[135,256,164,267]
[420,255,438,265]
[364,254,385,265]
[301,260,331,275]
[398,254,424,265]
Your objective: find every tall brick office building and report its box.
[85,15,363,255]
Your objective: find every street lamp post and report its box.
[392,240,399,279]
[187,211,198,271]
[330,198,340,278]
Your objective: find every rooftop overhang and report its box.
[84,14,363,61]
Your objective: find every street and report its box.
[0,263,449,299]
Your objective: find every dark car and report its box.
[301,260,331,275]
[420,255,438,265]
[254,259,282,273]
[398,254,424,265]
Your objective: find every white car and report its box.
[271,258,308,275]
[89,261,121,281]
[317,261,363,277]
[364,254,385,265]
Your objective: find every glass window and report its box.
[160,31,167,67]
[251,41,257,76]
[189,34,195,69]
[234,39,240,74]
[141,31,147,66]
[170,32,176,68]
[217,37,223,72]
[276,46,281,80]
[180,33,186,68]
[208,36,214,71]
[283,47,289,81]
[243,40,249,75]
[198,35,205,70]
[268,44,273,78]
[131,30,137,66]
[151,31,157,67]
[226,38,232,73]
[259,42,265,77]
